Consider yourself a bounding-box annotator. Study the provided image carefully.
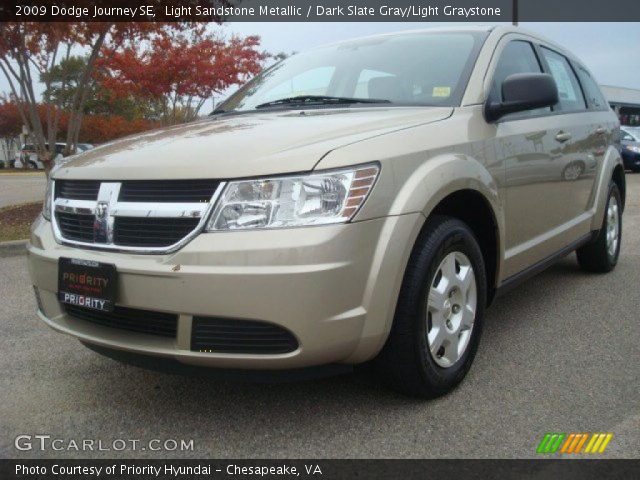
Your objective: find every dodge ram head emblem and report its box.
[95,201,108,219]
[93,201,110,243]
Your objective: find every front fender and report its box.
[357,153,504,269]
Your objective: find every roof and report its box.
[601,85,640,106]
[315,25,497,50]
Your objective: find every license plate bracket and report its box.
[58,257,117,312]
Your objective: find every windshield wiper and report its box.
[255,95,391,109]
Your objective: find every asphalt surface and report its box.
[0,173,46,208]
[0,175,638,459]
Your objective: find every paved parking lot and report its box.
[0,175,638,459]
[0,173,46,208]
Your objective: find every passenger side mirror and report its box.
[485,73,558,122]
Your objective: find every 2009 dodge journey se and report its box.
[28,26,625,397]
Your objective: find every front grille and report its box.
[52,179,222,251]
[55,180,100,200]
[55,211,95,242]
[113,217,201,247]
[191,317,299,354]
[119,180,220,203]
[65,304,178,338]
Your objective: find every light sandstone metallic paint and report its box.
[28,26,624,368]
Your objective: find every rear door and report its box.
[536,46,597,221]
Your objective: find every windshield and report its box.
[218,31,487,113]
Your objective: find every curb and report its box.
[0,239,28,256]
[0,171,45,176]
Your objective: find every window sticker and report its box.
[546,57,576,102]
[432,86,451,97]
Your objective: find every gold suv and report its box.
[28,26,625,397]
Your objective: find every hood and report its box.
[54,107,452,180]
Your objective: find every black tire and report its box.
[28,161,38,170]
[576,182,622,273]
[375,215,487,398]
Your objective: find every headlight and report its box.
[626,145,640,153]
[207,164,379,231]
[42,178,54,221]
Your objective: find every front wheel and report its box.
[376,216,487,398]
[577,182,622,273]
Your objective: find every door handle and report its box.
[555,131,572,143]
[595,127,606,135]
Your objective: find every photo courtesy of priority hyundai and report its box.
[1,1,639,478]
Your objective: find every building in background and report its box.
[602,85,640,126]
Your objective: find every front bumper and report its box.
[28,213,422,369]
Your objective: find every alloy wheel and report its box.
[426,251,477,368]
[606,196,620,258]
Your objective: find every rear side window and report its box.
[540,48,587,112]
[575,66,608,110]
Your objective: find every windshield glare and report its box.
[220,31,486,112]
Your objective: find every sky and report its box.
[2,22,638,110]
[220,22,639,88]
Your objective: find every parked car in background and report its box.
[619,127,640,172]
[15,142,94,169]
[29,26,625,398]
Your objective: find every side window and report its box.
[491,41,542,101]
[540,48,587,112]
[490,41,549,117]
[575,66,608,110]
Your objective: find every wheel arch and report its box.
[390,154,505,302]
[612,164,626,211]
[427,189,501,305]
[590,146,626,231]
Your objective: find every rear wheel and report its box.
[376,216,487,398]
[577,182,622,273]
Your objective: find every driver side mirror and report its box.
[485,73,559,122]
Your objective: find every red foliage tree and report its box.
[97,30,266,124]
[74,115,158,144]
[0,99,23,139]
[0,97,158,154]
[0,22,183,172]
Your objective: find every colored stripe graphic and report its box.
[537,433,565,453]
[574,433,589,453]
[560,433,589,453]
[585,433,614,453]
[539,433,613,454]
